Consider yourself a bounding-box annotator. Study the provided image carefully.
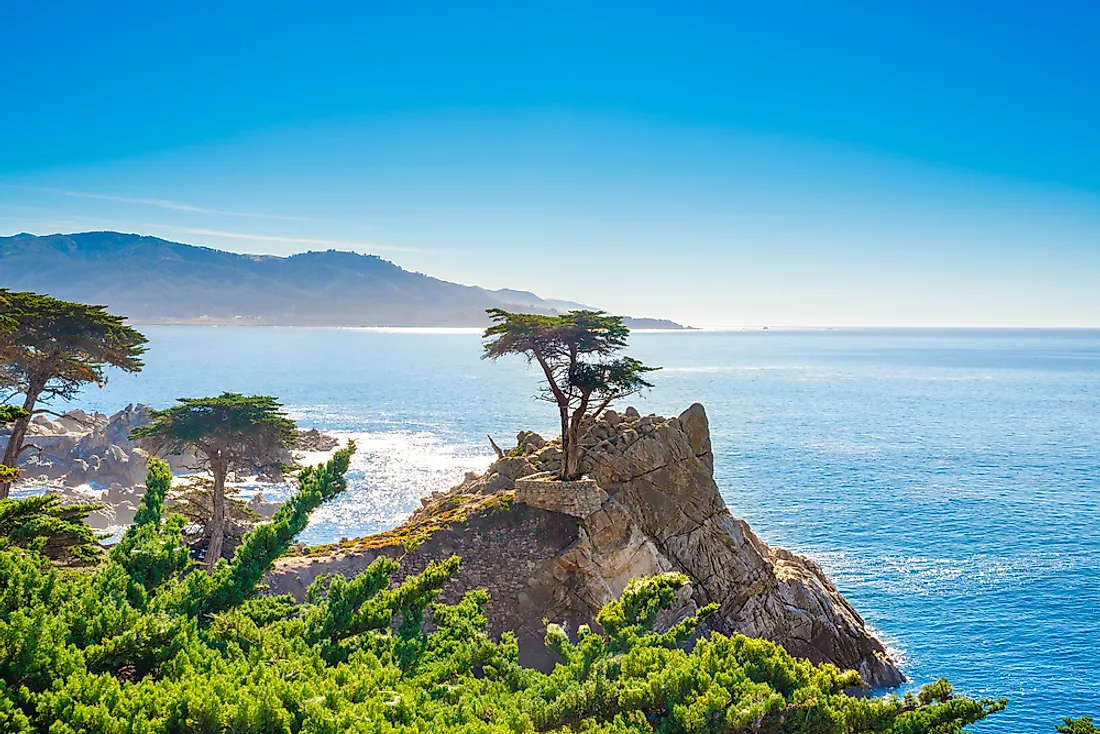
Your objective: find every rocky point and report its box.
[267,403,904,688]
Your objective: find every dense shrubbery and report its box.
[0,445,1011,733]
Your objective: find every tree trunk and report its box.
[563,393,592,481]
[558,403,571,480]
[564,411,588,480]
[564,427,580,479]
[205,463,228,573]
[0,390,39,499]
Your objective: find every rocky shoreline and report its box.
[1,404,341,530]
[267,403,904,688]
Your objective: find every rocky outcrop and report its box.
[267,404,904,688]
[294,429,340,454]
[1,405,340,490]
[3,405,340,536]
[2,405,168,488]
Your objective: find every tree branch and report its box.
[533,350,568,407]
[33,408,98,427]
[16,442,43,458]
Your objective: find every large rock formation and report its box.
[3,405,338,532]
[1,404,339,489]
[2,405,167,488]
[267,404,904,688]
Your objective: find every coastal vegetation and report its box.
[0,289,147,498]
[130,393,297,572]
[0,447,1012,733]
[483,309,658,479]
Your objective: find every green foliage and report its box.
[0,290,147,399]
[131,392,298,570]
[130,393,297,474]
[109,457,192,593]
[0,494,103,564]
[483,308,659,479]
[537,576,1006,733]
[169,476,260,532]
[594,574,719,652]
[0,290,147,495]
[0,439,1009,732]
[0,407,26,484]
[0,405,28,425]
[1059,717,1100,733]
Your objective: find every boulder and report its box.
[294,428,340,453]
[247,492,283,522]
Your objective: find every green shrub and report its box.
[0,442,1014,733]
[0,494,102,564]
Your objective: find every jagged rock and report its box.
[114,500,137,526]
[266,403,904,687]
[86,506,116,530]
[516,430,546,452]
[2,403,340,489]
[294,428,340,453]
[247,492,282,521]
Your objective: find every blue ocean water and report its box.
[63,326,1099,732]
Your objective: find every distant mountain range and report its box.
[0,232,687,329]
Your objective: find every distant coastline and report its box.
[0,231,691,330]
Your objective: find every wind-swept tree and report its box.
[483,309,658,479]
[0,406,28,486]
[131,393,297,572]
[0,290,147,497]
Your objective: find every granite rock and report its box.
[266,403,903,687]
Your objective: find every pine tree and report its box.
[131,393,297,571]
[0,290,146,497]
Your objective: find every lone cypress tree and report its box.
[483,309,658,479]
[131,393,297,572]
[0,290,147,497]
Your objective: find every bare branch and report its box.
[16,442,43,458]
[32,408,98,427]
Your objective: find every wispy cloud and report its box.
[2,184,309,221]
[166,226,420,253]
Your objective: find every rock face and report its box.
[3,405,340,536]
[1,405,340,490]
[267,404,904,688]
[2,405,167,488]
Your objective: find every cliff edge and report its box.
[266,403,903,687]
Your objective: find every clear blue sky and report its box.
[2,1,1098,326]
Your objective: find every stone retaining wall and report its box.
[514,475,608,518]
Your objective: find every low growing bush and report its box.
[0,444,1012,733]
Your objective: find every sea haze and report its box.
[60,326,1100,732]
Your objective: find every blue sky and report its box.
[2,0,1098,326]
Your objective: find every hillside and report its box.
[0,232,687,328]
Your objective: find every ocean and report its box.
[55,326,1100,731]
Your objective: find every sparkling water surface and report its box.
[64,326,1100,731]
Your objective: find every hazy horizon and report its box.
[3,2,1098,328]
